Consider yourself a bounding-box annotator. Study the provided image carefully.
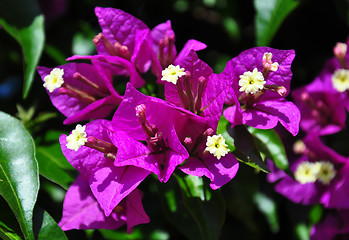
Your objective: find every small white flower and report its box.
[238,68,266,94]
[332,69,349,92]
[161,64,186,84]
[294,161,321,184]
[205,134,229,160]
[43,68,64,93]
[66,124,87,151]
[317,161,336,185]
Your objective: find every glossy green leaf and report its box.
[0,111,39,240]
[0,0,45,98]
[0,197,22,240]
[33,206,67,240]
[175,175,211,201]
[157,179,203,240]
[254,192,279,233]
[181,187,225,240]
[247,127,289,171]
[229,125,270,173]
[254,0,299,46]
[36,130,76,190]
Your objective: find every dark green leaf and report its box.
[33,206,67,240]
[253,192,279,233]
[228,125,271,173]
[36,130,75,190]
[254,0,299,46]
[157,179,203,240]
[0,0,45,98]
[0,111,39,240]
[0,197,22,240]
[247,127,289,171]
[175,175,211,201]
[181,187,225,240]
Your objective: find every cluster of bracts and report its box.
[37,7,349,239]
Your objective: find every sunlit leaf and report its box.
[33,206,68,240]
[175,175,211,201]
[0,0,45,98]
[0,111,39,240]
[247,127,289,171]
[254,0,299,46]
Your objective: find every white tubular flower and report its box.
[43,68,64,93]
[332,69,349,92]
[161,64,186,84]
[262,52,279,72]
[317,161,336,185]
[294,161,321,184]
[239,68,266,94]
[66,124,87,151]
[205,134,230,160]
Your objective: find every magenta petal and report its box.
[125,189,150,233]
[94,7,148,54]
[64,95,121,124]
[132,29,153,73]
[253,100,300,136]
[275,177,323,205]
[174,39,207,65]
[89,163,150,216]
[110,130,160,176]
[180,154,239,190]
[59,175,126,231]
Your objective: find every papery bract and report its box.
[60,119,150,216]
[292,75,346,135]
[59,175,149,233]
[38,62,122,124]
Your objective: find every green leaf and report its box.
[254,0,299,46]
[0,111,39,240]
[0,197,22,240]
[33,206,68,240]
[253,192,279,233]
[181,187,225,240]
[228,125,271,173]
[247,127,289,171]
[0,0,45,98]
[175,175,211,201]
[36,130,75,190]
[99,228,143,240]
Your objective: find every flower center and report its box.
[43,68,64,93]
[239,68,266,94]
[205,134,229,160]
[332,69,349,92]
[161,64,186,84]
